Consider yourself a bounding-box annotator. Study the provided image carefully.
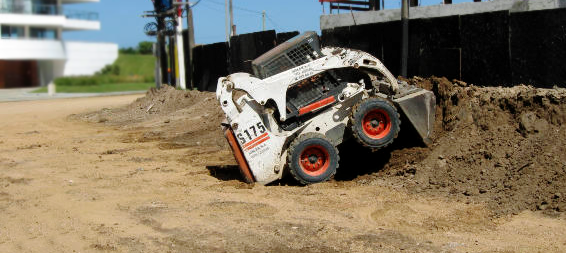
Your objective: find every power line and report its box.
[265,14,283,31]
[206,0,262,14]
[199,2,225,13]
[233,9,264,17]
[179,0,203,18]
[190,0,203,8]
[201,0,288,32]
[231,4,263,14]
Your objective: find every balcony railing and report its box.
[64,9,99,21]
[0,3,99,20]
[0,3,60,15]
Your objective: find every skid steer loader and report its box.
[216,32,435,185]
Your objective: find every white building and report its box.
[0,0,118,88]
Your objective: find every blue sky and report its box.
[63,0,474,48]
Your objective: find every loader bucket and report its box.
[393,89,436,146]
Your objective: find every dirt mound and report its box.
[74,86,234,165]
[76,80,566,216]
[79,85,220,125]
[362,77,566,216]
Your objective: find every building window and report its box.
[1,25,25,39]
[30,27,57,40]
[0,0,59,15]
[32,0,58,15]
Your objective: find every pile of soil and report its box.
[77,79,566,216]
[74,86,232,165]
[359,77,566,216]
[79,85,222,126]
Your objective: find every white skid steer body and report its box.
[216,33,435,185]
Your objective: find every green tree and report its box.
[119,47,137,54]
[138,41,154,55]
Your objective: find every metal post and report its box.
[175,1,186,90]
[154,43,162,89]
[225,0,229,43]
[229,0,234,36]
[262,10,265,31]
[169,36,176,86]
[401,0,409,77]
[186,1,195,89]
[370,0,379,10]
[157,17,168,85]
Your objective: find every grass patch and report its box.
[53,53,156,86]
[55,75,154,86]
[114,54,154,77]
[39,53,156,93]
[33,83,154,93]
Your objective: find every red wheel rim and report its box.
[299,145,330,177]
[362,109,392,139]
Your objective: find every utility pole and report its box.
[169,36,176,87]
[175,0,186,89]
[262,10,265,31]
[401,0,409,77]
[153,43,162,89]
[157,17,168,85]
[369,0,379,10]
[229,0,235,36]
[185,0,195,89]
[225,0,229,43]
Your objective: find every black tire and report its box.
[287,133,339,185]
[350,97,400,151]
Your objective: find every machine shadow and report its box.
[205,119,427,185]
[205,164,304,186]
[205,165,242,181]
[333,119,427,181]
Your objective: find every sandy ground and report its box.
[1,94,566,252]
[0,88,145,102]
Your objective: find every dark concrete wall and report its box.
[322,22,404,77]
[321,8,566,88]
[276,31,300,45]
[185,30,300,91]
[510,8,566,87]
[460,11,510,85]
[229,30,277,74]
[192,42,229,92]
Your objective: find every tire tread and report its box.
[287,133,340,185]
[349,97,401,152]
